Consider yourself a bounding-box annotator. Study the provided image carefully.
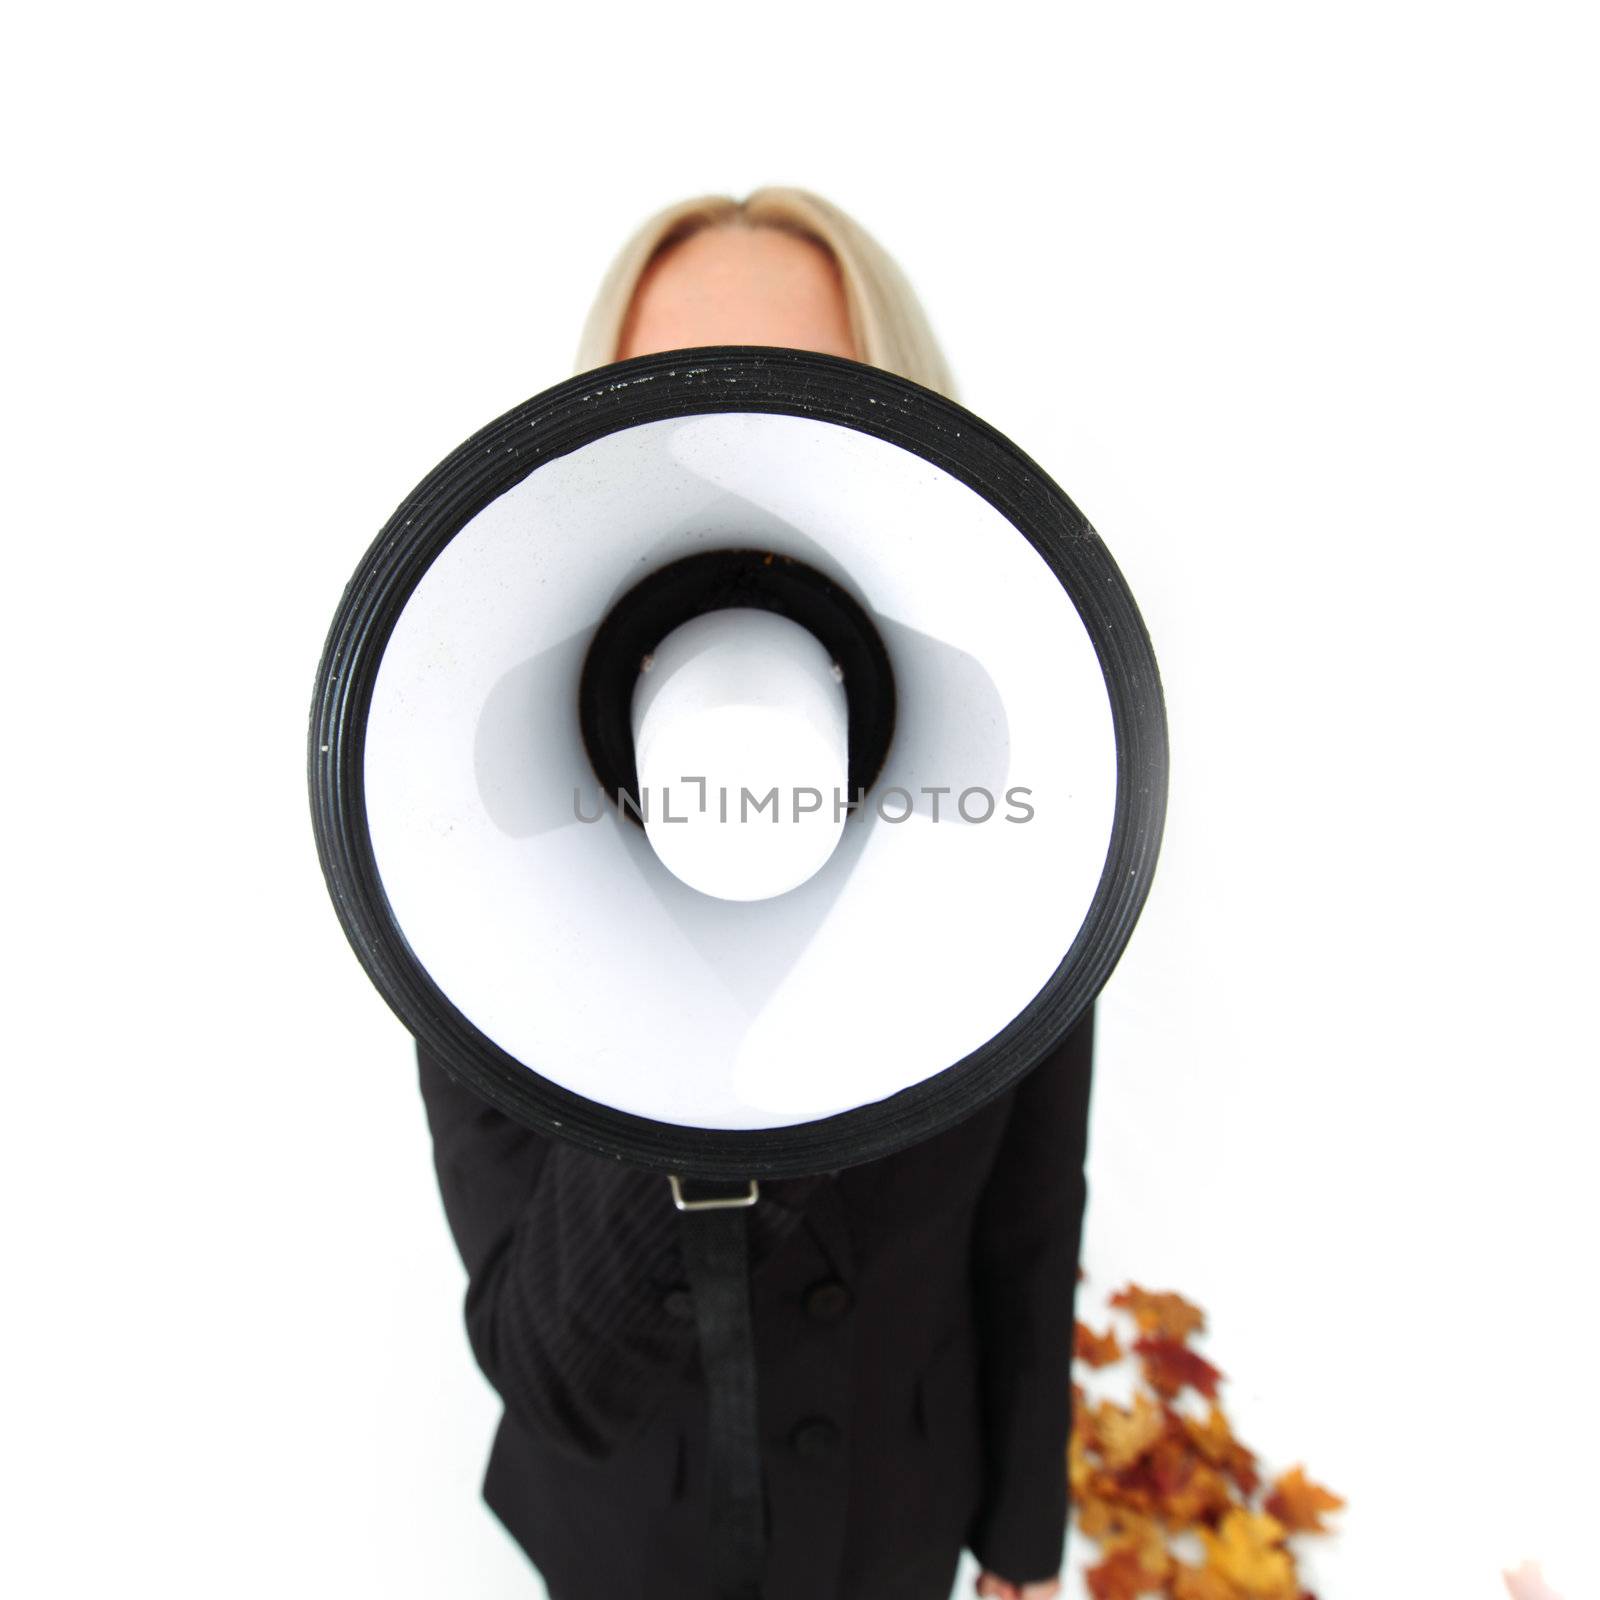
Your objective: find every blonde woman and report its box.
[417,187,1091,1600]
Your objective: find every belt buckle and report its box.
[669,1174,761,1211]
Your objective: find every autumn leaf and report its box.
[1076,1320,1124,1367]
[1134,1335,1223,1400]
[1078,1502,1169,1573]
[1110,1284,1207,1342]
[1263,1464,1345,1533]
[1183,1403,1261,1497]
[1086,1545,1162,1600]
[1144,1422,1201,1499]
[1170,1561,1242,1600]
[1087,1463,1160,1516]
[1077,1492,1120,1540]
[1198,1510,1297,1600]
[1113,1513,1171,1574]
[1181,1402,1238,1465]
[1093,1392,1166,1471]
[1160,1460,1236,1526]
[1069,1423,1094,1496]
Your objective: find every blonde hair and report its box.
[574,186,957,400]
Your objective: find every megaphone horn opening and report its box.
[577,546,896,823]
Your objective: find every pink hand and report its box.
[976,1571,1061,1600]
[1504,1560,1567,1600]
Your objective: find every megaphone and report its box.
[308,345,1167,1597]
[310,345,1166,1173]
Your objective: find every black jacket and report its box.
[416,1002,1094,1600]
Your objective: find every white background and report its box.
[3,4,1595,1597]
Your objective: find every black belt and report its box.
[671,1174,767,1600]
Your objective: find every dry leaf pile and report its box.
[1070,1282,1343,1600]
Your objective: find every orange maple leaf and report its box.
[1103,1513,1171,1581]
[1263,1464,1345,1533]
[1183,1403,1261,1497]
[1076,1320,1124,1368]
[1088,1466,1159,1516]
[1110,1284,1207,1342]
[1069,1422,1095,1497]
[1170,1560,1241,1600]
[1093,1392,1166,1471]
[1160,1460,1237,1526]
[1077,1491,1121,1540]
[1134,1335,1222,1399]
[1198,1510,1297,1600]
[1086,1545,1163,1600]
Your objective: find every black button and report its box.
[663,1286,694,1321]
[804,1279,853,1322]
[789,1416,840,1460]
